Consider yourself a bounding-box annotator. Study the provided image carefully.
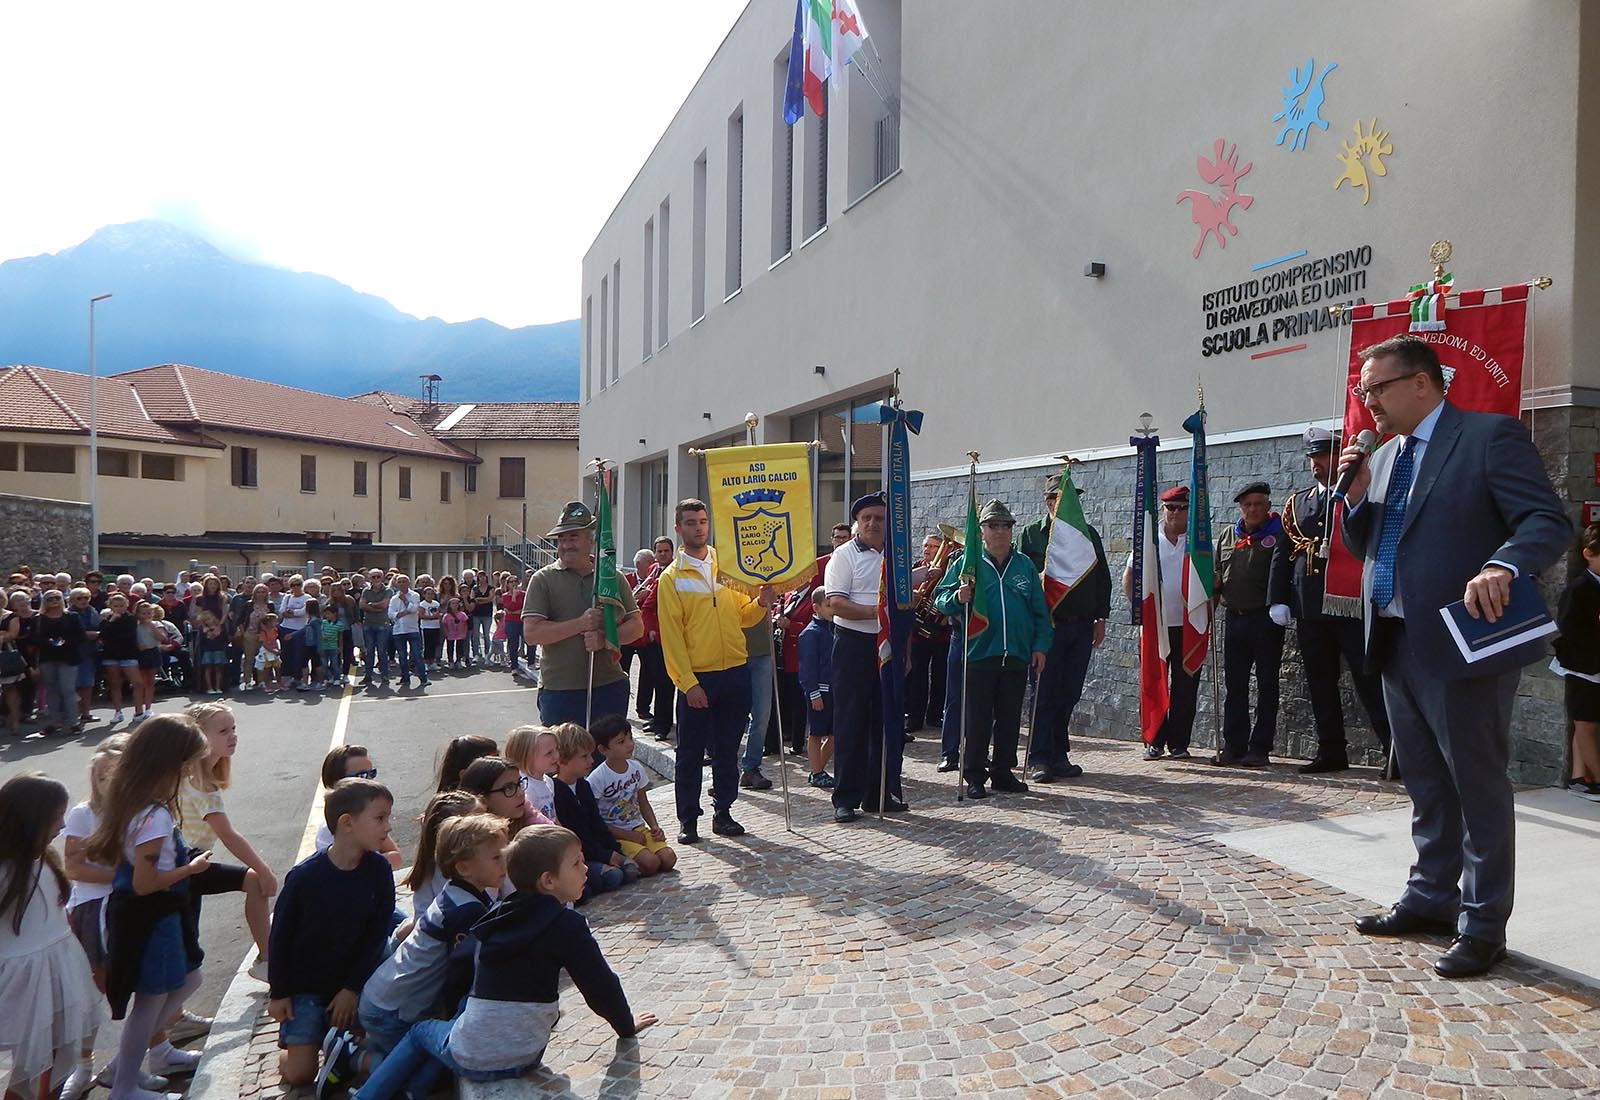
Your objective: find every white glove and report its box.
[1268,603,1292,628]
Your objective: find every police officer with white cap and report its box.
[1272,426,1394,774]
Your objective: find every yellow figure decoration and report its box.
[1332,118,1393,205]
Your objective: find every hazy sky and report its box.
[0,1,750,328]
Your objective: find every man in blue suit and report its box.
[1338,333,1570,978]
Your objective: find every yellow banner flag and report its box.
[702,442,816,596]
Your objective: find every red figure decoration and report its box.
[1176,139,1255,259]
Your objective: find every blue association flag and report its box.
[782,0,805,125]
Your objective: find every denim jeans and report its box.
[470,615,493,662]
[363,624,392,681]
[40,661,79,724]
[351,1017,535,1100]
[504,619,523,666]
[941,637,965,759]
[538,679,628,726]
[393,632,427,684]
[741,653,774,772]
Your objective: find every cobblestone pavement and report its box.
[231,735,1600,1100]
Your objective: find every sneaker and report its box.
[1028,764,1054,783]
[147,1044,201,1076]
[1570,779,1600,802]
[247,953,269,982]
[1167,750,1193,760]
[808,771,836,789]
[112,710,125,723]
[92,1066,171,1093]
[1143,744,1165,761]
[295,681,318,692]
[315,1029,359,1100]
[739,768,773,791]
[168,1008,213,1042]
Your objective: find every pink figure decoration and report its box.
[1176,139,1255,259]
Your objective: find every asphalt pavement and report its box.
[0,661,540,1077]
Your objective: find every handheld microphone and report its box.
[1331,429,1378,503]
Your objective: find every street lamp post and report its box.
[88,293,113,572]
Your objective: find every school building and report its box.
[0,363,579,580]
[577,0,1600,784]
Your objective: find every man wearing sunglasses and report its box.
[931,499,1052,801]
[1337,333,1568,978]
[1121,485,1201,760]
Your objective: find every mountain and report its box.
[0,221,579,402]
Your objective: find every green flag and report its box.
[959,478,989,643]
[593,467,622,656]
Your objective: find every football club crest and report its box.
[731,489,794,582]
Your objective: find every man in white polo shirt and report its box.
[824,493,905,823]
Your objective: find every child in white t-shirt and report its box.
[505,726,561,826]
[585,716,675,876]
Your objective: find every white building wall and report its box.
[582,0,1594,553]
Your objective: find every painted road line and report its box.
[193,685,353,1100]
[1250,249,1309,271]
[1251,343,1308,360]
[349,685,535,704]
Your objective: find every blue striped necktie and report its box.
[1372,437,1420,610]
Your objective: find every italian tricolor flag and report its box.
[786,0,870,122]
[801,0,833,118]
[1041,464,1099,609]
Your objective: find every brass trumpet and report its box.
[912,524,963,637]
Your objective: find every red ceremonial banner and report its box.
[1323,286,1531,615]
[1342,287,1529,431]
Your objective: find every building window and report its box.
[98,449,134,477]
[692,153,707,321]
[847,0,902,200]
[584,295,594,401]
[23,443,75,474]
[300,454,317,493]
[772,53,794,261]
[637,457,669,549]
[0,443,16,471]
[465,463,478,493]
[440,470,451,502]
[499,457,526,499]
[642,218,655,360]
[726,109,743,295]
[657,199,670,349]
[353,460,368,496]
[398,465,412,500]
[611,260,621,382]
[231,446,258,488]
[141,454,180,481]
[803,84,829,239]
[599,275,609,391]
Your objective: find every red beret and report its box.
[1159,485,1189,503]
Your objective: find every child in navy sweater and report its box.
[797,593,836,788]
[351,825,657,1097]
[550,724,638,900]
[267,779,396,1090]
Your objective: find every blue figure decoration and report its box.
[1271,59,1336,152]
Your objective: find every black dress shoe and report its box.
[1434,934,1507,978]
[1354,904,1456,937]
[902,730,916,742]
[964,782,988,799]
[1053,760,1084,779]
[990,772,1029,794]
[677,821,700,844]
[904,721,925,734]
[1208,750,1245,766]
[834,806,859,823]
[1299,755,1350,775]
[711,811,745,837]
[1028,764,1055,783]
[881,797,909,813]
[937,756,959,773]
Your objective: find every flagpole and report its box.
[876,376,902,822]
[742,412,795,832]
[956,451,979,802]
[585,457,607,730]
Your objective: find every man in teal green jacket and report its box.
[932,499,1052,800]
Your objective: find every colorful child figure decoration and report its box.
[1333,118,1394,205]
[1271,59,1337,152]
[1176,139,1255,259]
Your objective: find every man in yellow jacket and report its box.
[657,497,773,843]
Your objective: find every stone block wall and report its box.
[0,493,92,578]
[913,415,1588,787]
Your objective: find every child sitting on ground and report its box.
[313,746,404,869]
[350,825,656,1099]
[266,778,397,1092]
[587,715,676,876]
[550,723,637,900]
[345,814,506,1092]
[402,790,481,923]
[504,725,560,825]
[458,757,552,838]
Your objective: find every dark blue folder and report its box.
[1438,574,1556,664]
